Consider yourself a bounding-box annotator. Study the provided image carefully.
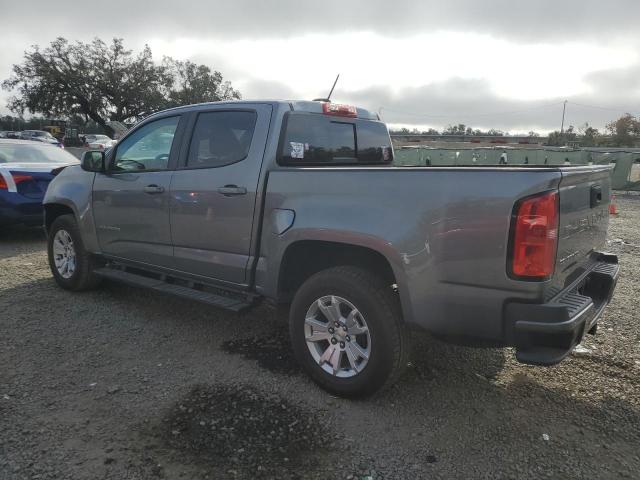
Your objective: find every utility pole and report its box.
[560,100,568,134]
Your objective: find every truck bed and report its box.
[257,164,614,347]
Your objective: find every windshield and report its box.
[0,143,78,164]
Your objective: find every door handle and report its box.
[217,185,247,196]
[144,184,165,194]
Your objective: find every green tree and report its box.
[2,38,240,136]
[606,113,640,147]
[443,123,467,135]
[164,59,240,107]
[546,125,577,146]
[578,123,600,147]
[486,128,504,136]
[547,130,562,146]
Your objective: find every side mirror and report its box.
[81,150,105,172]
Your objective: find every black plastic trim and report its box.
[506,255,619,365]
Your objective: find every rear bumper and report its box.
[505,253,619,365]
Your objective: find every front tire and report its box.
[47,214,102,291]
[289,266,407,398]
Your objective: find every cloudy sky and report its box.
[1,0,639,133]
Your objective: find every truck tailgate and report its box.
[551,165,613,295]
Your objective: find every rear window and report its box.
[279,112,392,165]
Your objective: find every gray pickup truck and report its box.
[43,100,619,397]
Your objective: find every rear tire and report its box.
[47,214,102,291]
[289,266,407,398]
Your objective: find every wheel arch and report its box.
[276,238,412,322]
[44,203,75,233]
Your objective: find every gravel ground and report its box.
[1,195,639,479]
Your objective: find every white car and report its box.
[20,130,63,148]
[83,134,117,150]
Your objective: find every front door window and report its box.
[113,116,179,171]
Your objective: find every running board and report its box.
[93,267,256,312]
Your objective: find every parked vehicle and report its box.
[43,100,619,397]
[0,131,21,139]
[0,140,79,226]
[19,130,64,148]
[82,134,116,150]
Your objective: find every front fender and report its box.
[44,165,100,253]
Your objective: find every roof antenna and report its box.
[313,74,340,102]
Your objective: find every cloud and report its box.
[340,72,640,133]
[1,0,639,132]
[1,0,639,43]
[342,80,566,132]
[583,64,640,102]
[239,79,298,100]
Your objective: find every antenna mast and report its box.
[327,74,340,101]
[313,74,340,102]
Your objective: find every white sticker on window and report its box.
[290,142,305,159]
[381,146,390,161]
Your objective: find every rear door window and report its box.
[279,112,392,165]
[186,111,257,168]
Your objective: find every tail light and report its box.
[0,173,34,190]
[322,102,357,117]
[509,190,559,280]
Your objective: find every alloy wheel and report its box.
[52,229,76,279]
[304,295,371,378]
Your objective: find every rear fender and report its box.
[258,227,416,323]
